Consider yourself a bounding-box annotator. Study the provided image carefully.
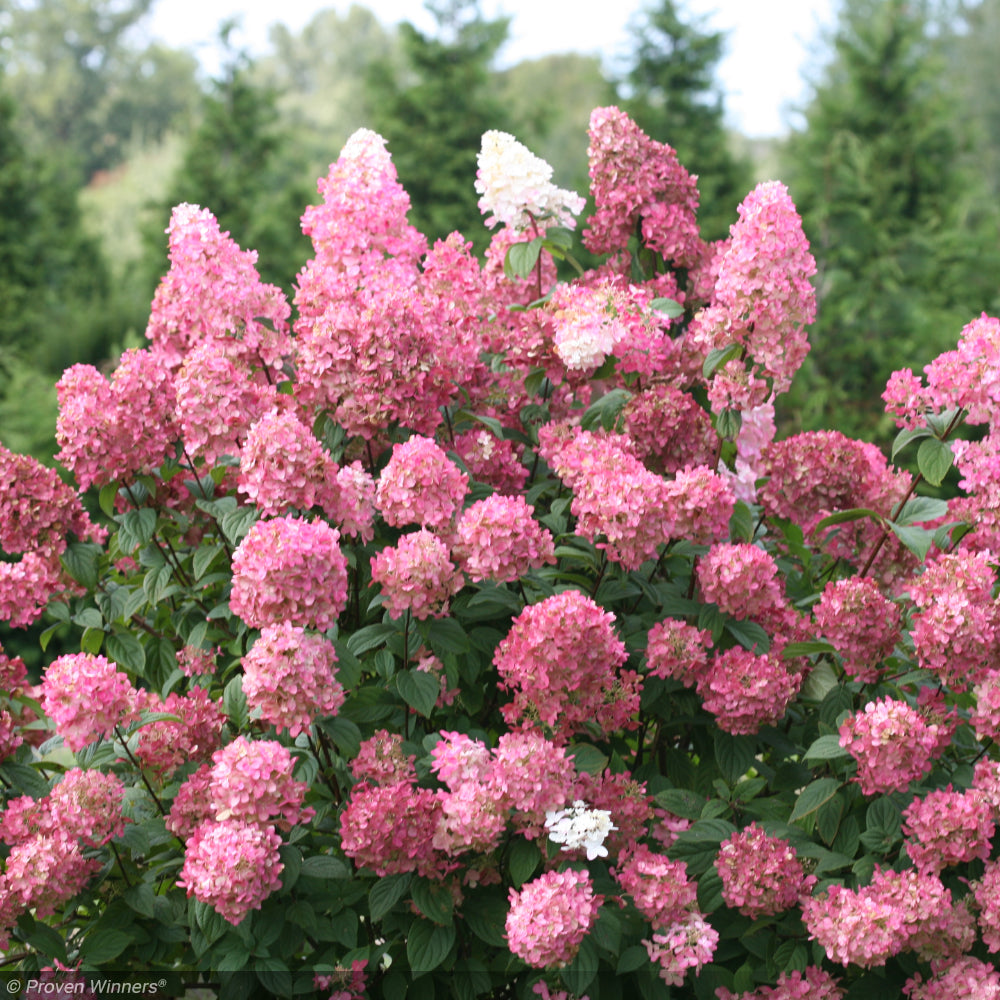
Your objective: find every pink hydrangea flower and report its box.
[209,737,313,831]
[165,763,214,840]
[839,697,940,795]
[645,618,713,686]
[452,430,527,495]
[351,730,416,787]
[813,577,901,682]
[697,648,801,735]
[697,543,785,621]
[614,843,697,928]
[716,824,815,918]
[134,687,225,776]
[429,731,492,790]
[242,623,344,737]
[904,956,1000,1000]
[369,529,464,619]
[902,786,995,873]
[48,769,126,847]
[506,869,601,968]
[178,819,284,925]
[716,967,845,1000]
[454,494,555,582]
[333,461,376,542]
[663,465,736,546]
[55,348,177,491]
[584,106,703,268]
[494,590,638,740]
[622,384,716,477]
[434,781,506,855]
[339,781,447,878]
[229,516,348,630]
[643,911,719,987]
[238,408,341,517]
[146,203,291,370]
[40,653,139,751]
[374,436,469,531]
[975,859,1000,952]
[3,829,99,919]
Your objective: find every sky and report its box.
[145,0,838,137]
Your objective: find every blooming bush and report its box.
[2,107,1000,1000]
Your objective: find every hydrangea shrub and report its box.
[2,107,1000,1000]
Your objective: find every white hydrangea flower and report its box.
[475,130,586,232]
[544,800,617,860]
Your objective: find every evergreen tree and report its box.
[619,0,753,241]
[367,0,511,252]
[148,38,314,296]
[780,0,1000,440]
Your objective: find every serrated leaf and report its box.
[106,632,146,676]
[425,617,470,655]
[369,873,412,922]
[782,640,837,658]
[220,505,258,546]
[891,426,932,460]
[300,855,349,880]
[411,878,455,925]
[724,618,770,653]
[80,928,133,964]
[917,436,953,486]
[803,735,850,762]
[569,743,609,775]
[714,731,756,784]
[716,407,742,440]
[99,481,120,518]
[117,507,157,553]
[407,918,455,973]
[509,837,541,887]
[223,674,247,728]
[504,237,544,279]
[729,501,755,543]
[193,542,223,581]
[789,778,842,823]
[816,507,881,530]
[395,669,440,718]
[61,541,101,591]
[888,521,935,562]
[894,496,949,526]
[654,787,706,820]
[580,387,632,432]
[649,296,684,318]
[702,343,742,379]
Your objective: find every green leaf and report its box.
[789,778,842,824]
[395,669,440,718]
[411,878,455,925]
[425,617,470,655]
[816,507,881,530]
[803,735,849,762]
[569,743,610,775]
[724,619,770,653]
[702,343,742,379]
[714,731,756,784]
[106,632,146,676]
[193,542,224,581]
[463,891,508,947]
[894,496,949,526]
[617,944,649,974]
[346,624,395,656]
[916,436,953,486]
[890,426,932,461]
[223,674,247,729]
[1,762,51,799]
[300,855,349,880]
[716,407,742,440]
[887,521,936,562]
[504,237,544,280]
[782,640,836,658]
[580,387,632,432]
[80,928,133,964]
[729,501,755,543]
[117,507,157,553]
[509,837,541,887]
[220,505,258,546]
[654,787,706,820]
[369,873,412,922]
[649,296,684,318]
[123,883,156,919]
[61,541,101,591]
[406,918,455,973]
[99,481,120,518]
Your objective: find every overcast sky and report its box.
[146,0,838,137]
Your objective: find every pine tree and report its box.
[148,39,314,296]
[367,0,511,252]
[780,0,1000,440]
[619,0,753,241]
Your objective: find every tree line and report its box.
[2,0,1000,461]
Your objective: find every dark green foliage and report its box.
[367,0,512,253]
[0,0,201,182]
[618,0,754,241]
[148,42,315,296]
[779,0,1000,440]
[0,80,111,380]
